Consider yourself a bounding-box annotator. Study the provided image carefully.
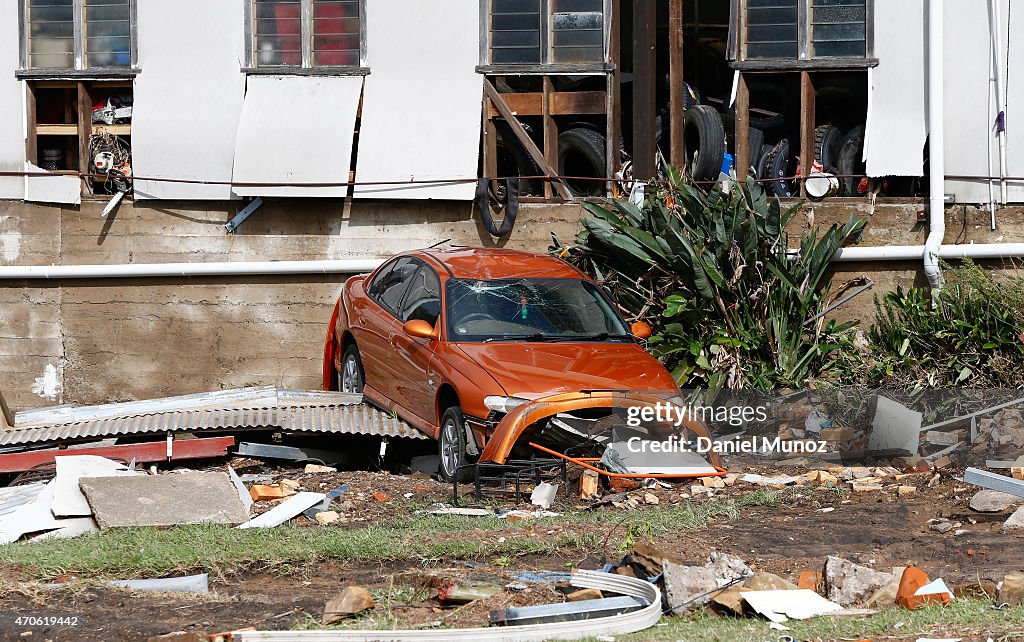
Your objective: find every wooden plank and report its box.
[486,91,606,117]
[482,91,497,180]
[0,436,236,473]
[607,0,622,191]
[25,83,37,165]
[668,0,685,168]
[543,77,557,199]
[735,73,750,178]
[483,79,570,199]
[632,0,657,179]
[92,124,132,135]
[799,71,815,198]
[35,124,79,136]
[77,81,91,190]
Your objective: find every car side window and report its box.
[370,257,417,316]
[366,260,398,300]
[399,264,442,327]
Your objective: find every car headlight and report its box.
[484,395,529,413]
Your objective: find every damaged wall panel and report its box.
[132,0,245,200]
[232,76,361,198]
[0,0,24,200]
[864,0,925,178]
[24,162,81,205]
[353,0,481,201]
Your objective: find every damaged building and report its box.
[0,0,1022,409]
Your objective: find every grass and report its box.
[621,599,1024,642]
[0,497,753,580]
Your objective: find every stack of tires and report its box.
[754,123,866,198]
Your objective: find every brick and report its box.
[250,484,286,501]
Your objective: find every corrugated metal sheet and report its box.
[0,404,427,447]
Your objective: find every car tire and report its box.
[438,406,472,482]
[763,138,795,197]
[837,125,866,197]
[755,143,774,180]
[339,343,365,394]
[745,127,765,177]
[814,124,843,169]
[683,105,726,181]
[558,127,607,197]
[494,122,541,199]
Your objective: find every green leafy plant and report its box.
[557,168,866,389]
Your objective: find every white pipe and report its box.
[925,0,946,290]
[0,259,384,280]
[826,243,1024,262]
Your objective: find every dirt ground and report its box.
[2,455,1023,641]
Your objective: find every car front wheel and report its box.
[438,406,471,482]
[339,344,365,394]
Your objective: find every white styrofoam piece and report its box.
[228,465,254,514]
[51,455,134,517]
[132,0,245,200]
[741,589,844,623]
[232,76,361,198]
[914,578,952,597]
[864,0,926,177]
[353,0,481,201]
[237,492,326,529]
[29,517,98,542]
[0,0,23,199]
[24,162,81,205]
[868,396,922,455]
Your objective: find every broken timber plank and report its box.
[0,436,236,473]
[483,79,572,199]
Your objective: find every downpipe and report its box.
[925,0,945,291]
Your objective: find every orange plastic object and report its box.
[896,566,951,610]
[528,442,726,479]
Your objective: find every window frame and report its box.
[478,0,614,72]
[18,0,139,76]
[243,0,369,75]
[398,263,442,326]
[734,0,875,69]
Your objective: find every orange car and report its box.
[322,247,683,480]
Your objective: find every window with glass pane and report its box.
[84,0,130,67]
[312,0,360,66]
[810,0,865,57]
[551,0,604,63]
[254,0,302,66]
[745,0,798,59]
[491,0,542,64]
[27,0,75,69]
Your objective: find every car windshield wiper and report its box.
[577,332,634,342]
[483,333,564,343]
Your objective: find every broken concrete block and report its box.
[304,464,337,473]
[969,489,1021,513]
[79,472,248,528]
[250,484,286,501]
[662,561,717,614]
[711,572,798,615]
[999,573,1024,606]
[701,476,725,488]
[851,482,883,492]
[315,510,340,525]
[926,430,960,446]
[323,586,375,623]
[1003,506,1024,532]
[579,470,599,500]
[566,588,603,602]
[898,485,917,497]
[706,551,753,585]
[279,479,301,495]
[929,520,953,533]
[823,556,894,607]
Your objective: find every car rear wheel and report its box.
[339,344,364,394]
[438,406,471,482]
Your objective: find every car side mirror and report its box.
[630,321,652,339]
[404,319,437,340]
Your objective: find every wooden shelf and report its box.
[93,124,132,135]
[36,123,78,136]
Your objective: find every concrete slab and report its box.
[52,455,134,517]
[79,472,248,528]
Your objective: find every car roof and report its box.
[407,247,586,280]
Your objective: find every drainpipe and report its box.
[924,0,945,291]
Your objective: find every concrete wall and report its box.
[2,196,1023,411]
[0,197,582,411]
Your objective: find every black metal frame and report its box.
[452,457,567,504]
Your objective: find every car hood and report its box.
[454,342,679,399]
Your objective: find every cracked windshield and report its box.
[446,278,630,342]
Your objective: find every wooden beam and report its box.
[668,0,685,168]
[483,79,571,199]
[25,83,37,165]
[77,81,91,191]
[482,90,497,180]
[543,77,557,199]
[0,436,237,473]
[607,0,622,191]
[735,72,750,178]
[799,71,815,198]
[632,0,657,179]
[486,91,607,117]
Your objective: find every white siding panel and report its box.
[864,0,925,177]
[24,162,81,205]
[132,0,246,200]
[0,1,24,200]
[232,76,362,198]
[354,0,481,200]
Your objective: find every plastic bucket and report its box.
[805,172,839,200]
